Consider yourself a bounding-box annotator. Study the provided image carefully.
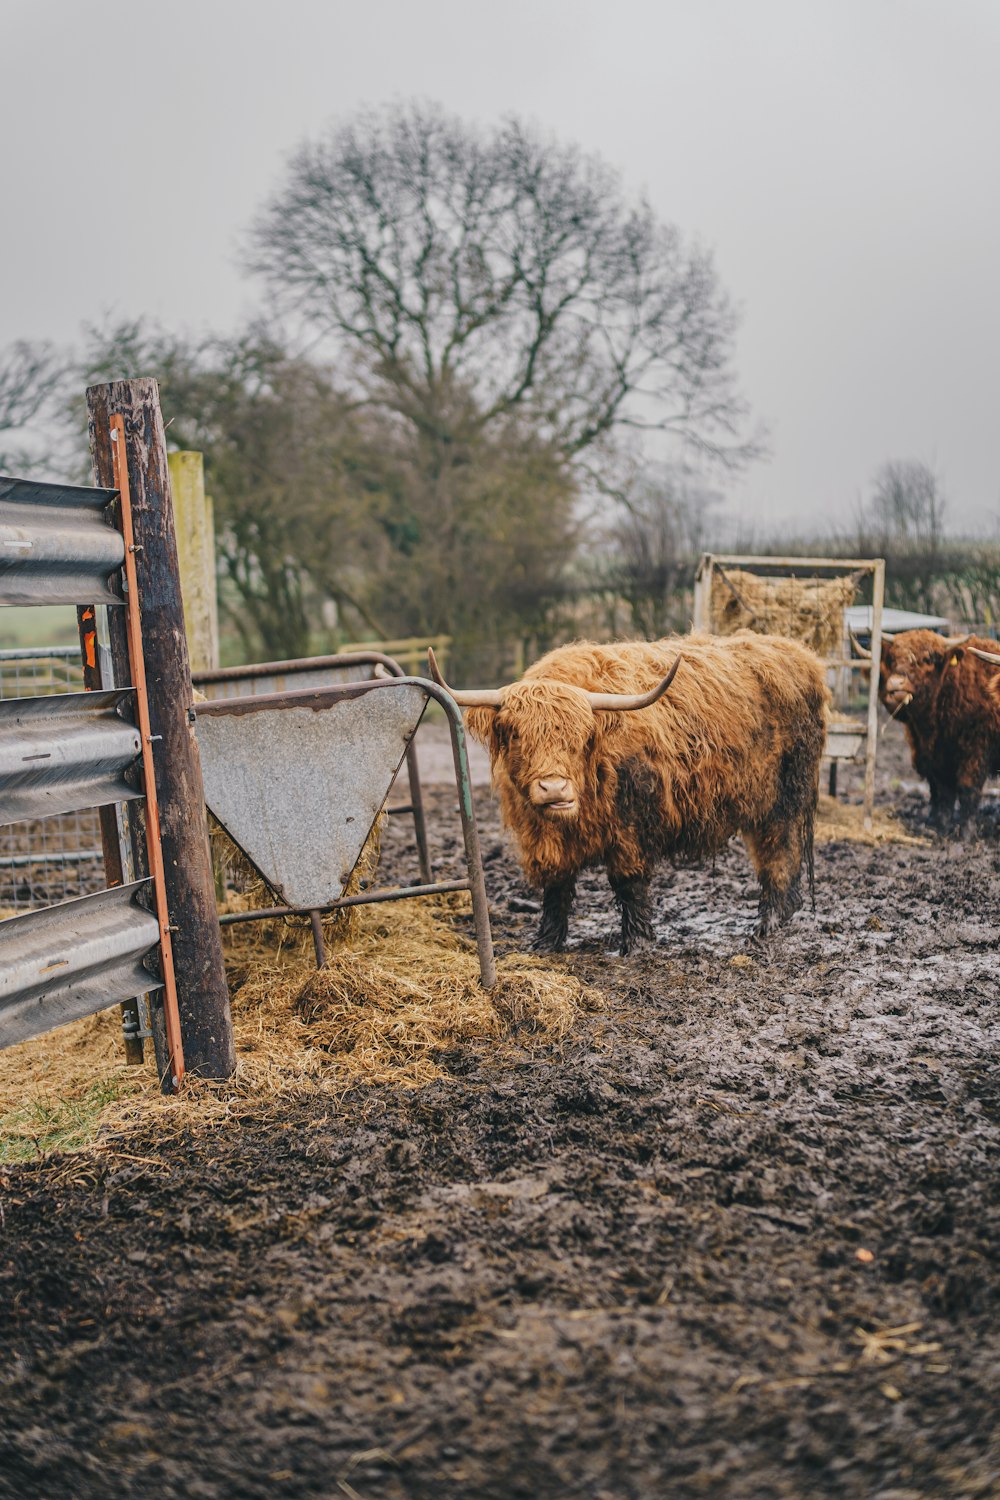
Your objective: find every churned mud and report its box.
[0,721,998,1499]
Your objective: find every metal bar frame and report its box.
[197,675,497,989]
[693,552,886,830]
[193,651,433,885]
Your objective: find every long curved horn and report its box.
[427,646,505,707]
[848,628,872,660]
[943,633,971,655]
[427,646,682,712]
[583,654,682,710]
[970,645,1000,667]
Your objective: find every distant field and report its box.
[0,607,80,650]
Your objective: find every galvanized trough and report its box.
[196,676,496,986]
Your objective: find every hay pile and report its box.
[0,894,598,1155]
[710,568,859,655]
[233,895,589,1090]
[815,795,930,847]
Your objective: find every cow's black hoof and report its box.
[532,930,567,953]
[618,926,654,958]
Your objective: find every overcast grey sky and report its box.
[3,0,998,534]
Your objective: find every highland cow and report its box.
[429,634,829,954]
[853,628,1000,835]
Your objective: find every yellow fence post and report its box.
[168,450,219,673]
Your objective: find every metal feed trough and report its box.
[192,651,432,885]
[194,675,496,987]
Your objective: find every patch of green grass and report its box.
[0,1075,128,1164]
[0,605,80,649]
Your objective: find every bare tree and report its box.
[852,460,949,613]
[73,319,578,666]
[865,460,947,549]
[0,340,64,472]
[246,102,760,473]
[602,464,720,637]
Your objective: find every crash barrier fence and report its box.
[1,645,442,909]
[0,647,104,913]
[693,554,886,828]
[0,446,186,1082]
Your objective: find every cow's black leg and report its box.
[756,868,803,937]
[608,873,655,956]
[533,877,576,951]
[927,779,955,832]
[745,819,806,939]
[955,784,982,839]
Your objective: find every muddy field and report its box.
[1,722,998,1499]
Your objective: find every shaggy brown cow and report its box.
[853,628,1000,834]
[430,633,829,954]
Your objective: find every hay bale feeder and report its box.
[693,553,886,827]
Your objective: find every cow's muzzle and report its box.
[883,674,913,711]
[529,777,578,816]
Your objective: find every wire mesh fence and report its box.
[0,647,106,913]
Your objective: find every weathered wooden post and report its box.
[862,559,886,832]
[88,380,235,1080]
[168,450,220,673]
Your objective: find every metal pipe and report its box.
[1,849,104,868]
[218,878,472,924]
[309,910,326,968]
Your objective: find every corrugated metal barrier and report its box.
[0,472,178,1068]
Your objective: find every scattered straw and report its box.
[0,1010,145,1162]
[815,795,930,847]
[0,894,599,1157]
[710,569,858,655]
[226,893,591,1091]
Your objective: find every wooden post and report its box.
[168,451,219,672]
[88,380,235,1080]
[692,554,712,631]
[862,560,886,831]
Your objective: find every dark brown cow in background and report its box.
[853,628,1000,835]
[430,633,829,954]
